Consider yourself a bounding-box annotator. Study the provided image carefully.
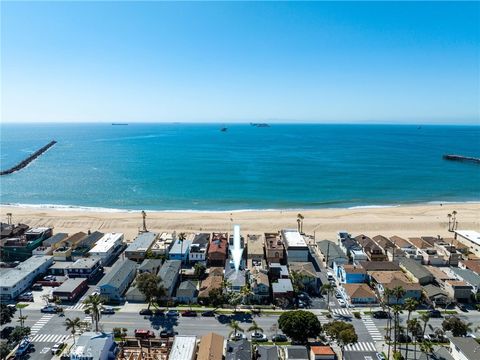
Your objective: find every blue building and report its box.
[169,236,193,264]
[338,264,367,284]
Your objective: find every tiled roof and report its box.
[343,283,376,299]
[197,332,224,360]
[311,346,335,355]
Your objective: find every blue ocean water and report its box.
[0,123,479,211]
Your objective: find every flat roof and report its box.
[169,335,197,360]
[125,232,157,252]
[89,233,123,253]
[68,257,101,269]
[455,230,480,247]
[53,278,86,293]
[282,229,307,248]
[272,278,293,293]
[25,227,51,234]
[170,238,193,255]
[3,255,53,286]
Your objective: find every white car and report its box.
[230,333,247,341]
[337,299,346,307]
[251,332,268,342]
[51,342,64,355]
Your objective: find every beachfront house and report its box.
[282,229,309,262]
[169,234,194,264]
[189,233,210,264]
[1,227,53,261]
[87,232,124,265]
[264,232,285,265]
[96,259,136,302]
[71,231,104,260]
[208,233,228,267]
[355,235,387,261]
[124,232,158,262]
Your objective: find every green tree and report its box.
[0,304,16,325]
[382,287,394,360]
[393,351,405,360]
[321,283,335,312]
[10,326,30,343]
[403,298,419,360]
[420,341,434,360]
[278,310,322,344]
[323,321,358,353]
[65,317,83,345]
[83,293,105,332]
[16,314,28,329]
[442,316,472,337]
[239,285,253,305]
[207,288,226,308]
[247,320,263,335]
[0,342,12,360]
[135,272,166,309]
[194,262,206,279]
[407,318,422,360]
[290,270,306,295]
[228,320,244,339]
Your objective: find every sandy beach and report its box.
[1,203,479,241]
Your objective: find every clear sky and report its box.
[1,1,479,124]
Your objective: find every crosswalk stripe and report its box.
[344,342,376,352]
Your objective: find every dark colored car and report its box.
[182,310,198,317]
[428,310,442,318]
[271,334,288,342]
[373,311,390,319]
[139,309,153,316]
[201,310,216,317]
[457,304,468,312]
[32,283,43,291]
[41,306,60,313]
[134,329,155,338]
[159,330,176,338]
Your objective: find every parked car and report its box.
[376,353,386,360]
[230,333,247,341]
[32,283,43,291]
[181,310,198,317]
[298,292,310,301]
[271,334,288,342]
[139,309,153,316]
[159,330,176,338]
[428,310,442,318]
[373,311,390,319]
[337,299,346,307]
[201,310,216,317]
[101,307,115,315]
[41,305,60,313]
[134,329,155,339]
[43,275,56,282]
[457,304,468,312]
[396,334,411,343]
[18,292,34,302]
[251,332,268,342]
[166,310,179,317]
[15,338,33,357]
[51,342,64,355]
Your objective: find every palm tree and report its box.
[65,317,83,345]
[420,340,434,360]
[83,293,105,332]
[247,320,264,335]
[404,298,419,360]
[407,318,422,360]
[17,315,28,329]
[297,213,304,233]
[452,210,458,231]
[447,213,452,231]
[391,304,403,354]
[321,284,335,312]
[228,320,244,339]
[178,232,186,281]
[382,287,394,360]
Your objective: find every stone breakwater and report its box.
[0,140,57,175]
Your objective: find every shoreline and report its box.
[1,202,479,242]
[2,200,479,214]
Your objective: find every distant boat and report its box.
[250,123,270,127]
[220,127,228,132]
[112,123,128,126]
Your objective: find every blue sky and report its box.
[1,1,479,124]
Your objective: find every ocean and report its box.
[1,123,479,211]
